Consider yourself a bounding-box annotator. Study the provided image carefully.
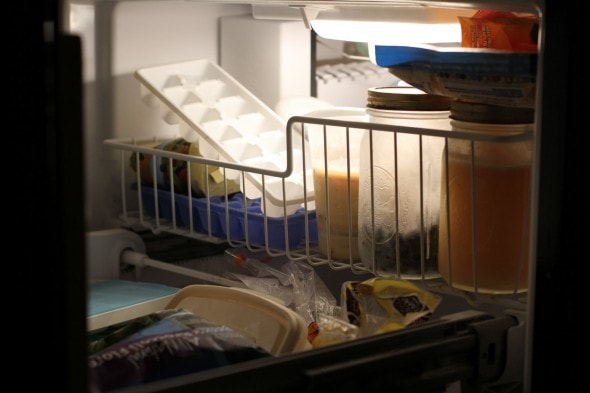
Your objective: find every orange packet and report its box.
[459,10,539,52]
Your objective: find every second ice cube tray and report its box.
[135,59,314,216]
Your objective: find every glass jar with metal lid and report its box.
[359,86,452,279]
[438,100,534,294]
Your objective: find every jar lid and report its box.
[450,100,535,124]
[367,87,453,111]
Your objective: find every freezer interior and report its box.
[49,0,578,391]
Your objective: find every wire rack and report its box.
[104,113,533,309]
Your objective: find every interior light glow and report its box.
[310,20,462,45]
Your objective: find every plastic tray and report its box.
[165,285,312,356]
[133,184,318,251]
[135,59,314,216]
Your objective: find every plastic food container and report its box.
[303,108,368,261]
[165,285,312,355]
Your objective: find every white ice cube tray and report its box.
[135,59,313,216]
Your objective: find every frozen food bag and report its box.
[129,137,240,197]
[87,312,163,355]
[458,10,539,52]
[88,309,271,392]
[341,277,441,337]
[372,44,537,108]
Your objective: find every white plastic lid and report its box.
[165,285,311,356]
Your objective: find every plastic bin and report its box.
[134,184,318,250]
[165,285,312,355]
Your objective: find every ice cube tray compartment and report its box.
[135,59,314,216]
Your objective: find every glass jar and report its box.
[359,87,452,278]
[438,101,534,294]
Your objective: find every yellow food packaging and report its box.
[129,138,240,198]
[341,277,441,337]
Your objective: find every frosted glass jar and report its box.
[438,101,534,294]
[359,87,452,278]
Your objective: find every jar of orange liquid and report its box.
[438,101,534,294]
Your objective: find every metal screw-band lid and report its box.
[450,100,534,124]
[367,87,453,111]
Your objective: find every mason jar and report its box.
[359,87,452,279]
[438,100,534,294]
